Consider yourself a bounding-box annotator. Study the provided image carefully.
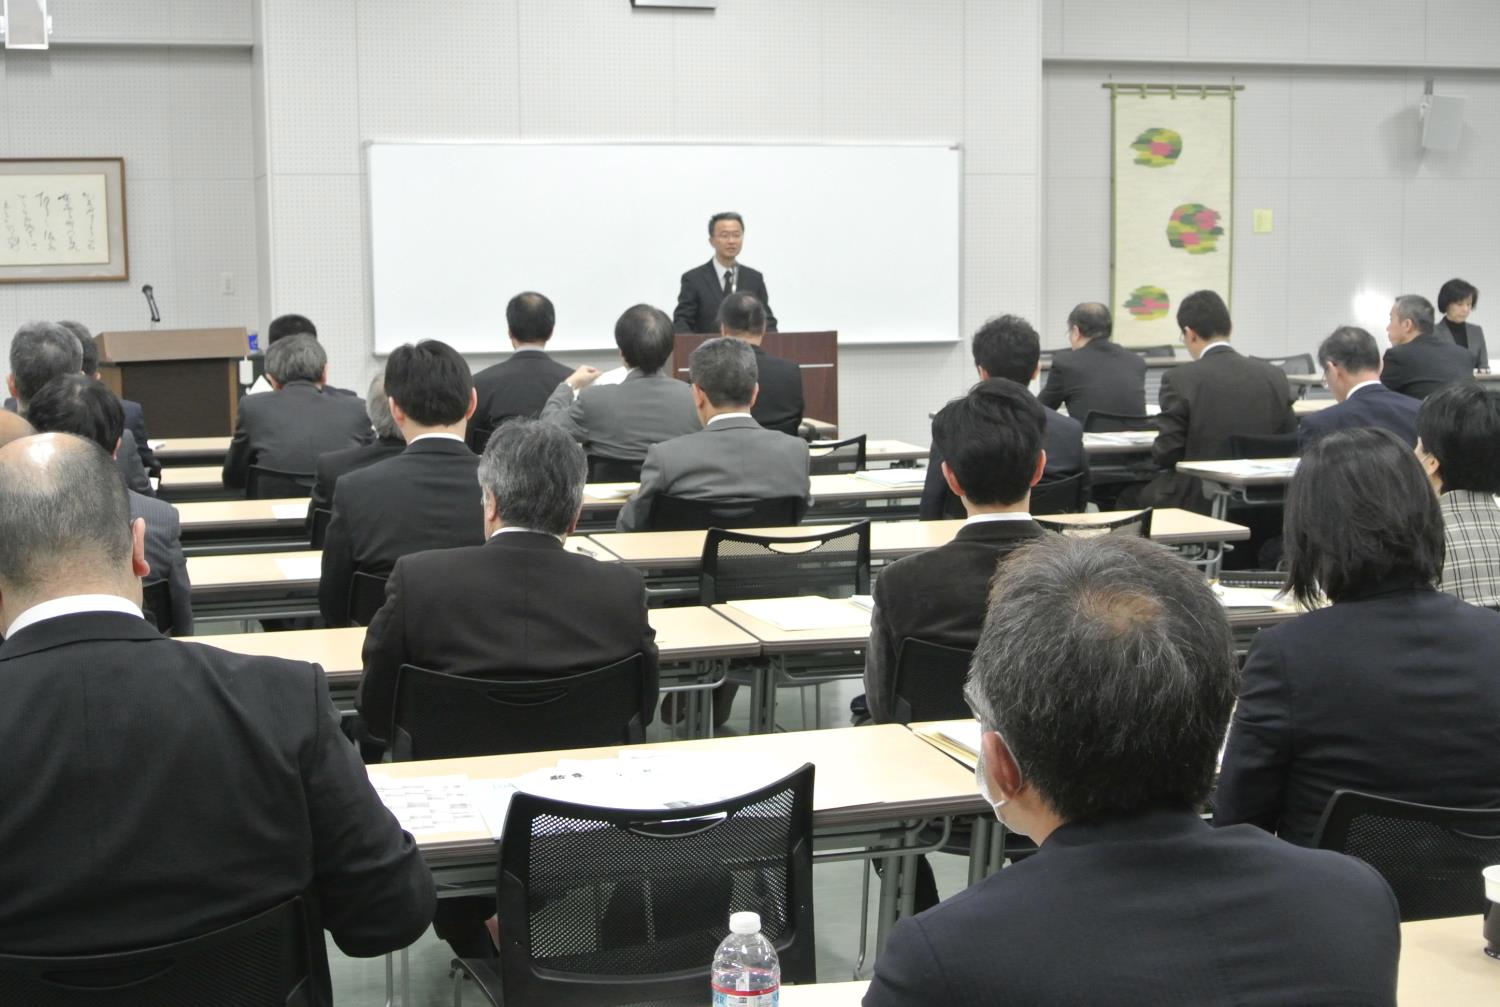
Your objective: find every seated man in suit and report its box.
[359,418,657,956]
[541,304,700,467]
[1416,382,1500,608]
[1299,325,1420,450]
[0,433,433,1002]
[865,535,1400,1006]
[469,291,575,449]
[717,291,804,436]
[307,373,406,540]
[320,339,485,627]
[223,334,372,494]
[1135,290,1297,512]
[245,313,359,397]
[26,375,195,636]
[66,320,159,478]
[1382,293,1474,400]
[673,211,778,334]
[616,336,811,532]
[920,314,1089,520]
[1037,301,1147,425]
[5,320,151,496]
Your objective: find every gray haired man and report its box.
[1381,293,1475,401]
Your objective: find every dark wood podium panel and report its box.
[672,331,837,428]
[97,328,247,438]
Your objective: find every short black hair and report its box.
[1417,382,1500,494]
[1316,326,1380,374]
[970,314,1041,384]
[1438,278,1479,314]
[717,292,768,334]
[506,292,555,345]
[967,535,1238,822]
[614,304,676,374]
[1067,302,1112,342]
[58,321,98,374]
[383,339,473,427]
[267,314,317,344]
[931,378,1045,506]
[1284,427,1444,607]
[708,212,744,236]
[689,337,757,408]
[25,374,124,454]
[1177,289,1232,340]
[9,321,84,406]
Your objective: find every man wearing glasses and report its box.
[1298,326,1419,452]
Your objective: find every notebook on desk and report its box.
[912,719,982,770]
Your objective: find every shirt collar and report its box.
[1347,378,1384,397]
[7,594,144,638]
[962,511,1035,527]
[1199,341,1234,357]
[510,345,546,355]
[409,432,466,445]
[707,412,754,426]
[490,526,564,543]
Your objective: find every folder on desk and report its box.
[912,719,982,770]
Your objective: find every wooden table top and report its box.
[176,497,307,530]
[159,465,224,489]
[711,598,873,655]
[582,471,927,510]
[151,436,231,459]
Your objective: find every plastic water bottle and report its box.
[711,911,780,1006]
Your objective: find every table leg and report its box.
[968,816,993,886]
[749,656,782,734]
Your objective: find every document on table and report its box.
[854,468,928,488]
[1240,459,1299,476]
[911,718,982,770]
[369,774,490,840]
[274,555,324,580]
[1213,585,1286,611]
[848,594,875,612]
[512,752,799,816]
[1086,431,1157,446]
[587,484,637,500]
[271,503,308,521]
[726,596,871,631]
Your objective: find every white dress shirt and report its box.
[7,594,144,638]
[714,259,739,293]
[489,525,563,543]
[962,511,1035,529]
[706,412,754,426]
[407,432,466,445]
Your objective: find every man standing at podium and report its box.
[673,212,778,334]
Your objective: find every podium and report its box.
[672,330,838,429]
[96,328,248,438]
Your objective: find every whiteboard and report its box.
[366,143,961,355]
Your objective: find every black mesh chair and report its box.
[588,455,644,484]
[347,570,389,628]
[1083,411,1160,434]
[466,422,496,454]
[452,764,816,1007]
[308,507,332,550]
[141,580,175,637]
[648,494,807,532]
[807,435,867,476]
[888,639,972,724]
[1223,432,1299,459]
[1029,472,1088,515]
[1313,790,1500,922]
[1252,352,1315,376]
[700,521,871,604]
[246,465,314,500]
[389,655,649,761]
[1036,508,1153,539]
[0,897,315,1006]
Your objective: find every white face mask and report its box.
[974,745,1007,821]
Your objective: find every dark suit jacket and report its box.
[1436,317,1488,371]
[864,809,1398,1006]
[319,437,485,627]
[120,398,159,475]
[307,435,407,529]
[358,531,659,745]
[1381,332,1475,400]
[1142,345,1296,510]
[1037,339,1147,425]
[750,344,804,435]
[131,489,193,635]
[864,518,1045,723]
[470,349,575,449]
[0,612,434,1000]
[919,403,1089,521]
[672,260,778,333]
[223,380,372,490]
[1215,583,1500,847]
[1297,381,1421,451]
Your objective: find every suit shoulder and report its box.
[175,640,322,690]
[1044,406,1083,437]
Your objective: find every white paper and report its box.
[933,719,982,756]
[726,596,871,632]
[148,440,165,450]
[1086,431,1157,446]
[369,774,489,839]
[1213,585,1287,611]
[274,555,323,581]
[592,366,629,387]
[854,468,928,488]
[848,594,875,612]
[587,484,637,500]
[511,753,796,817]
[271,503,308,521]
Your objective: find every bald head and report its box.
[0,434,140,628]
[0,410,34,451]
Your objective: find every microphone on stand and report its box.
[142,284,161,325]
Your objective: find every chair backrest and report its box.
[1029,471,1088,515]
[0,897,316,1007]
[700,521,871,604]
[587,455,644,484]
[495,764,816,1006]
[648,494,807,532]
[1132,345,1178,359]
[807,435,867,476]
[246,466,314,501]
[1252,352,1315,376]
[1313,789,1500,921]
[1224,432,1299,459]
[390,654,649,761]
[141,580,174,637]
[1083,411,1160,434]
[1036,508,1153,540]
[890,639,973,725]
[347,570,389,628]
[466,422,496,454]
[308,507,332,550]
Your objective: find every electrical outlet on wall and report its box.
[220,272,234,295]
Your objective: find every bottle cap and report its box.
[729,911,761,935]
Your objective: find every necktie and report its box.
[723,269,734,295]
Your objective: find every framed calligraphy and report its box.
[0,158,128,283]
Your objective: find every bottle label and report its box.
[711,982,779,1006]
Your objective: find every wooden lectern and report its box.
[672,330,838,429]
[96,328,248,438]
